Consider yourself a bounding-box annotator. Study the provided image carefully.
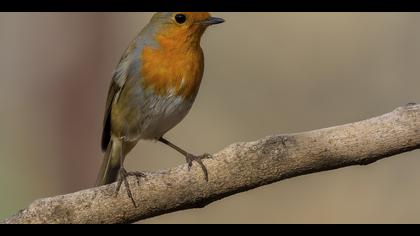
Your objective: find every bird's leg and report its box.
[115,140,146,208]
[115,167,137,207]
[159,137,212,181]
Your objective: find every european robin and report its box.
[95,12,224,206]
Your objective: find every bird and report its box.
[95,12,224,206]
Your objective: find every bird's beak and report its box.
[199,17,225,26]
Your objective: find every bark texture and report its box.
[2,104,419,224]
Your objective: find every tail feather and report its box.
[95,140,120,186]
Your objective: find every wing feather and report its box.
[101,40,137,151]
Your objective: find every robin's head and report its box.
[148,12,224,48]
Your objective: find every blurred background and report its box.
[0,13,420,223]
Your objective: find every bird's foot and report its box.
[185,153,212,182]
[115,168,146,208]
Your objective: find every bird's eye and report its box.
[175,14,187,24]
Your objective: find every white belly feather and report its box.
[138,91,194,140]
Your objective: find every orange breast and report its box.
[140,36,204,99]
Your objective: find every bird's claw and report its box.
[185,153,212,182]
[115,168,146,208]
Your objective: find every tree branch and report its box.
[2,104,420,224]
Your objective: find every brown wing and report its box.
[101,80,120,151]
[101,36,138,151]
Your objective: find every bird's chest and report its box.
[140,45,204,99]
[133,45,204,139]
